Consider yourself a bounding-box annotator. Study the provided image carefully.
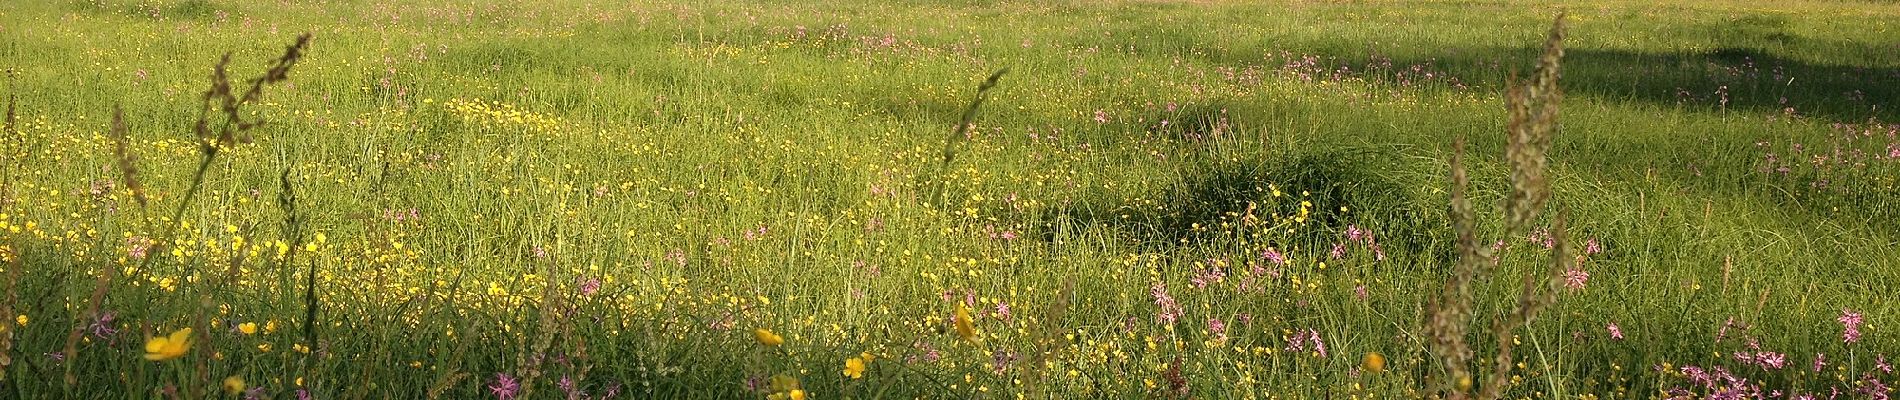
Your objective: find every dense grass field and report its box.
[2,0,1898,398]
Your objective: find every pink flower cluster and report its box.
[1840,309,1865,344]
[1328,225,1386,261]
[1151,282,1182,324]
[1285,328,1328,357]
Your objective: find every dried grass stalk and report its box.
[1425,12,1569,400]
[928,69,1008,204]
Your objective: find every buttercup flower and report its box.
[223,376,246,395]
[144,328,193,361]
[843,354,868,379]
[766,375,804,400]
[954,303,977,341]
[1363,352,1387,373]
[754,328,784,347]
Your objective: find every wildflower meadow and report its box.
[1,0,1897,398]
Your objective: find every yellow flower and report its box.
[238,322,258,335]
[1362,352,1386,373]
[222,376,246,395]
[754,329,784,347]
[769,374,801,392]
[765,374,806,399]
[14,314,24,326]
[954,303,976,341]
[143,328,192,361]
[843,354,869,379]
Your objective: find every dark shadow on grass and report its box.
[1394,46,1900,124]
[1381,45,1900,235]
[1044,147,1454,265]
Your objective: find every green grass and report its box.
[1,0,1897,398]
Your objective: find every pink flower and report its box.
[990,350,1020,372]
[1585,238,1602,255]
[558,375,583,399]
[1189,263,1226,289]
[1814,353,1828,372]
[578,277,601,297]
[1607,322,1624,340]
[1092,110,1109,124]
[1260,248,1287,265]
[1286,329,1328,357]
[1150,282,1182,324]
[1308,329,1328,358]
[1840,309,1865,344]
[1528,228,1553,248]
[1757,352,1787,370]
[1680,366,1711,387]
[1563,266,1589,291]
[127,236,155,260]
[489,373,520,400]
